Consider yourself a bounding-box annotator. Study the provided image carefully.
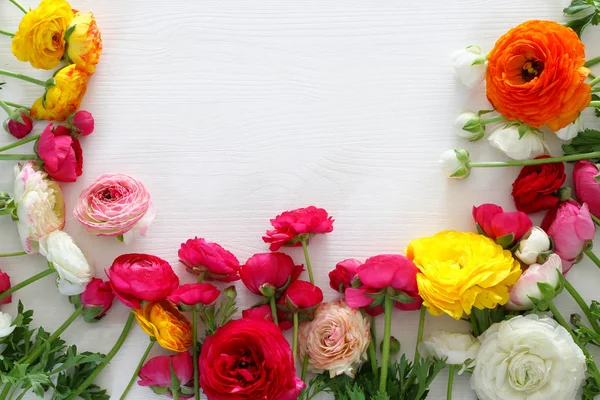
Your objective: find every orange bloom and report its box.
[133,300,193,352]
[486,20,591,132]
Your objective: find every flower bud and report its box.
[259,283,276,298]
[3,108,33,139]
[380,336,401,355]
[450,45,487,88]
[223,285,237,300]
[0,311,16,338]
[506,254,562,311]
[439,149,471,179]
[75,278,115,322]
[67,110,95,136]
[571,313,582,327]
[515,227,551,265]
[454,112,484,141]
[488,124,547,160]
[0,270,12,305]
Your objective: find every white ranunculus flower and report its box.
[418,331,479,365]
[506,254,562,311]
[0,311,16,338]
[488,125,547,160]
[439,149,471,179]
[471,314,585,400]
[13,162,65,254]
[451,45,487,88]
[515,227,551,265]
[554,116,583,140]
[454,112,484,141]
[39,230,94,296]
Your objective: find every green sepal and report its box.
[82,305,105,323]
[537,281,557,303]
[169,362,181,394]
[495,233,514,249]
[150,386,170,395]
[116,235,125,243]
[64,24,77,42]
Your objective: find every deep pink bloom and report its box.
[329,258,361,293]
[542,201,595,272]
[167,283,221,307]
[0,270,12,305]
[178,238,240,282]
[106,253,179,309]
[68,110,95,136]
[242,304,292,330]
[280,280,323,311]
[3,109,33,139]
[80,278,114,321]
[472,203,532,245]
[36,123,83,182]
[239,253,303,296]
[262,206,334,251]
[574,161,600,218]
[138,350,193,398]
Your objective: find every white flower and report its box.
[471,314,585,400]
[454,112,484,141]
[13,162,65,254]
[0,311,16,338]
[451,45,487,88]
[515,227,551,265]
[554,116,583,140]
[506,254,562,311]
[488,125,547,160]
[39,230,94,296]
[418,331,479,365]
[439,149,471,179]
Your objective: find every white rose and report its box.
[39,230,94,296]
[488,125,547,160]
[515,227,551,265]
[554,116,583,140]
[451,45,487,89]
[506,254,562,311]
[418,331,479,365]
[439,149,471,179]
[471,314,585,400]
[454,112,484,141]
[13,162,65,254]
[0,311,16,338]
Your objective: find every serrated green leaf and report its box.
[562,129,600,161]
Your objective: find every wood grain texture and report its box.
[0,0,598,398]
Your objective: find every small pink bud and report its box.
[68,110,94,136]
[3,109,33,139]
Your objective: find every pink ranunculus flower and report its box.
[13,161,66,254]
[178,238,240,282]
[542,202,595,273]
[167,283,221,307]
[138,350,194,399]
[473,203,532,246]
[239,253,303,296]
[262,206,334,251]
[506,254,563,310]
[106,253,179,309]
[329,258,362,293]
[67,110,95,136]
[574,161,600,218]
[299,299,371,378]
[242,304,292,330]
[73,173,154,242]
[36,124,83,182]
[0,270,12,305]
[79,278,115,322]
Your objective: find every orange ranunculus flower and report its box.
[486,20,591,132]
[133,300,193,352]
[31,64,89,122]
[66,12,102,74]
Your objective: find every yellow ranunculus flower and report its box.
[66,12,102,74]
[31,64,89,122]
[133,300,193,352]
[407,231,521,320]
[11,0,74,70]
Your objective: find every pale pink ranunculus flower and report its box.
[13,162,66,254]
[298,299,370,378]
[506,253,563,311]
[73,173,154,241]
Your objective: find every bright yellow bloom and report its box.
[407,231,521,320]
[12,0,74,70]
[66,12,102,74]
[133,300,193,352]
[31,64,89,122]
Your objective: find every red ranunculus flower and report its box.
[178,237,240,282]
[138,350,194,399]
[262,206,334,251]
[239,253,303,296]
[329,258,361,293]
[280,280,323,312]
[167,283,221,307]
[199,318,305,400]
[79,278,114,322]
[36,123,83,182]
[106,253,179,309]
[0,270,12,305]
[512,156,566,214]
[472,203,532,246]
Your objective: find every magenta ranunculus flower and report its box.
[78,278,115,322]
[67,110,95,136]
[0,270,12,305]
[472,203,532,247]
[574,161,600,218]
[280,280,323,312]
[73,173,155,242]
[239,253,303,296]
[138,350,194,398]
[36,124,83,182]
[3,108,33,139]
[178,238,240,282]
[242,304,291,330]
[262,206,334,251]
[106,253,179,309]
[329,258,361,293]
[167,283,221,307]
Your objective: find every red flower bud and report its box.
[167,283,221,307]
[79,278,114,322]
[329,258,361,293]
[3,109,33,139]
[0,270,12,305]
[281,280,323,312]
[67,110,95,136]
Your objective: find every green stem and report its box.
[379,295,393,394]
[0,29,14,38]
[414,306,426,360]
[14,386,30,400]
[469,313,480,337]
[585,249,600,270]
[586,56,600,68]
[447,365,455,400]
[0,385,11,400]
[192,310,199,400]
[292,312,299,363]
[301,354,309,381]
[592,214,600,226]
[360,310,378,378]
[66,313,136,400]
[4,101,30,110]
[0,134,40,153]
[589,101,600,107]
[0,268,54,302]
[590,77,600,87]
[0,70,45,87]
[0,251,27,257]
[480,116,506,125]
[0,154,38,161]
[300,238,314,285]
[269,295,279,325]
[8,0,28,13]
[469,151,600,168]
[0,100,13,115]
[173,391,180,400]
[561,275,600,333]
[120,340,155,400]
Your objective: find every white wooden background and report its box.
[1,0,599,399]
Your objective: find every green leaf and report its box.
[564,0,600,36]
[562,129,600,161]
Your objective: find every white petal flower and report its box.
[451,45,487,88]
[0,312,16,338]
[506,254,562,311]
[554,116,583,140]
[418,331,479,365]
[515,227,551,265]
[488,125,547,160]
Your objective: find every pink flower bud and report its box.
[329,258,361,293]
[239,253,303,296]
[473,203,532,246]
[167,283,221,307]
[0,270,12,305]
[79,278,115,322]
[506,254,562,310]
[3,109,33,139]
[68,110,95,136]
[573,161,600,218]
[280,280,323,312]
[138,351,193,398]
